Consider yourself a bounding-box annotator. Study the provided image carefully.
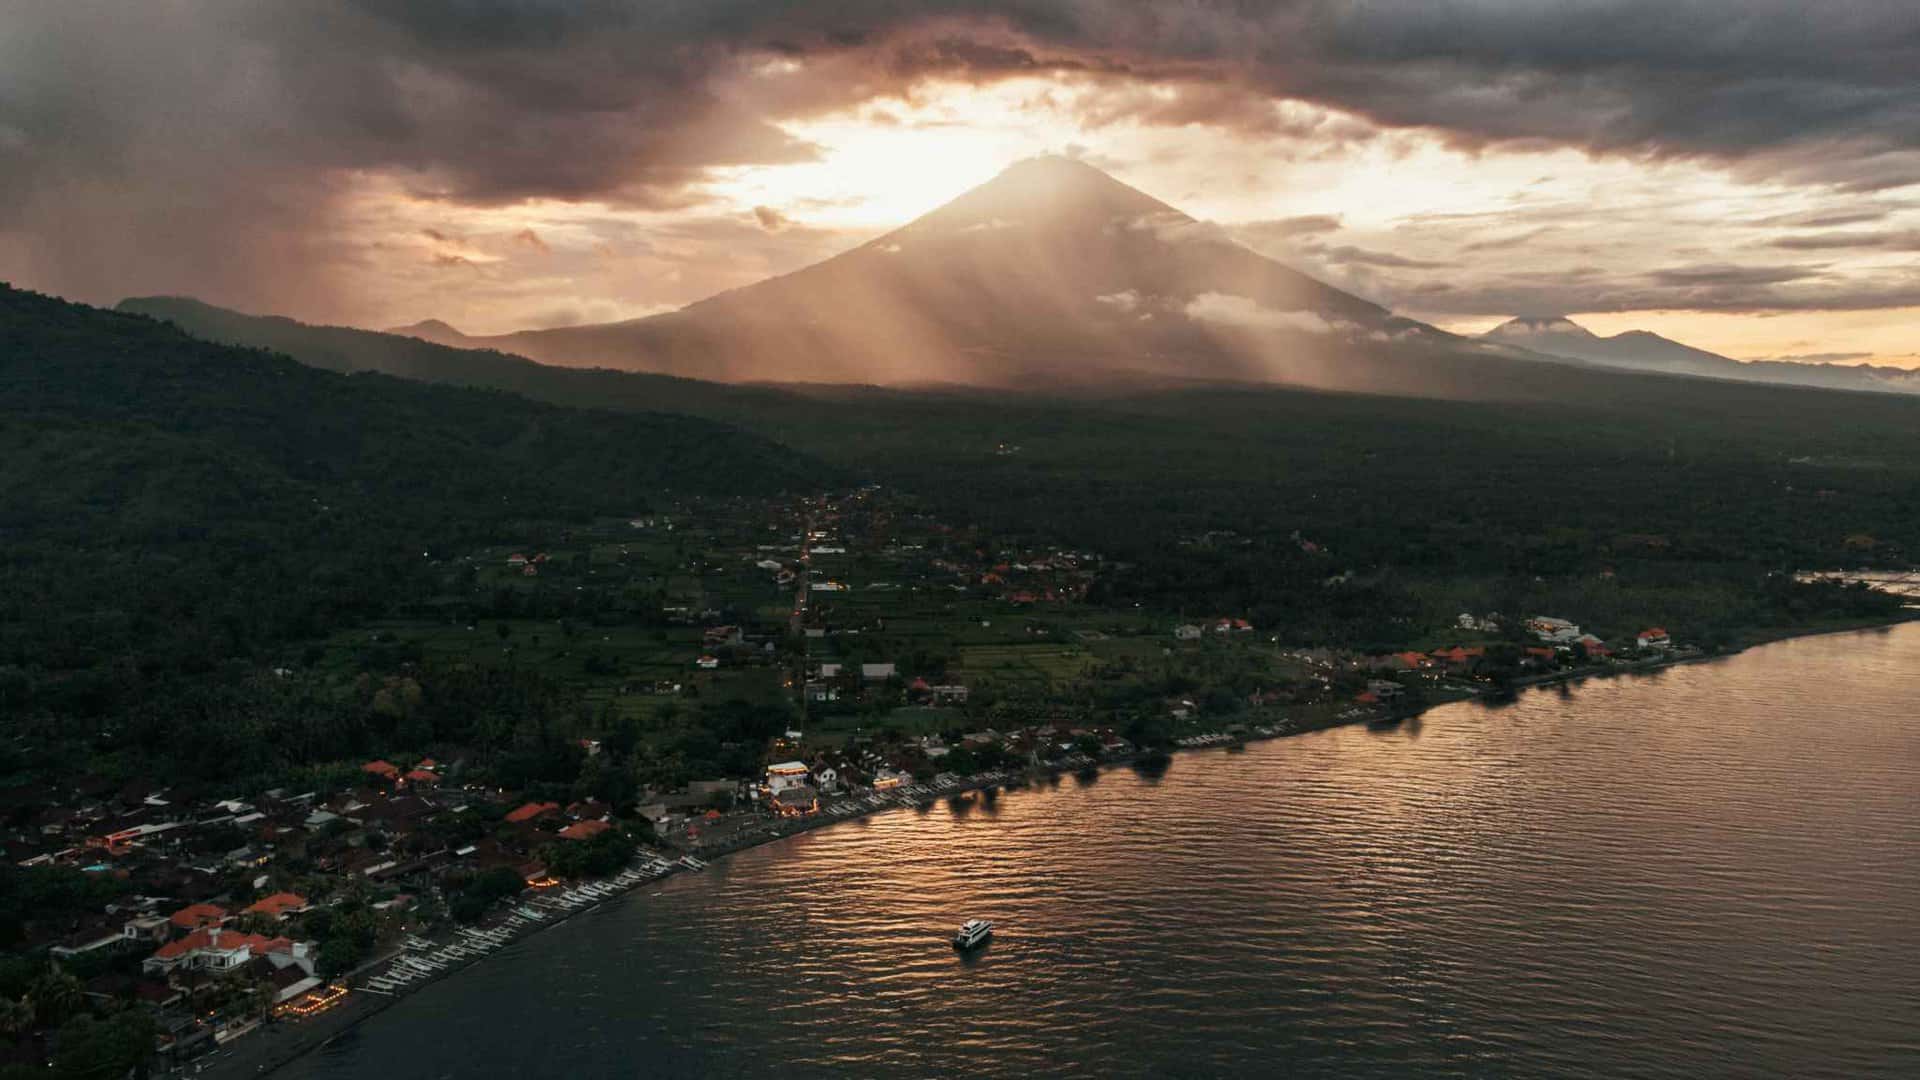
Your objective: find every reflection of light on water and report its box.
[1796,568,1920,598]
[284,626,1920,1080]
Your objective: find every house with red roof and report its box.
[168,903,227,931]
[143,927,299,976]
[504,801,560,825]
[242,892,310,920]
[1636,628,1672,650]
[1576,634,1613,658]
[405,769,439,785]
[362,760,401,783]
[1430,646,1483,664]
[558,820,612,842]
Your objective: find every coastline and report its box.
[201,610,1918,1080]
[1502,611,1920,695]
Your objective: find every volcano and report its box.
[399,156,1461,390]
[1479,314,1920,394]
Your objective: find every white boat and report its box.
[952,919,993,950]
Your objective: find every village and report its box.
[0,484,1699,1074]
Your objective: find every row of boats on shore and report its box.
[1174,725,1285,749]
[823,770,1020,816]
[356,854,707,995]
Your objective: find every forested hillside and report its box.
[127,293,1920,590]
[0,285,819,779]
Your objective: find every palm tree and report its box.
[0,996,33,1037]
[248,981,277,1024]
[27,970,83,1028]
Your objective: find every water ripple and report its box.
[283,626,1920,1080]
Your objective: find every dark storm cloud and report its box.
[785,1,1920,186]
[0,1,834,314]
[13,2,1920,213]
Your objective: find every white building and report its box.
[765,761,810,794]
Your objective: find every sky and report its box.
[1,1,1917,367]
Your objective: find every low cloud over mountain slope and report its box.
[396,156,1473,394]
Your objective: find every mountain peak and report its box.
[391,317,459,334]
[380,153,1398,388]
[1484,315,1599,340]
[994,153,1121,184]
[912,154,1183,234]
[1495,314,1585,330]
[388,318,469,344]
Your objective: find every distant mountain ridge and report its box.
[379,156,1916,398]
[389,318,464,340]
[122,156,1917,401]
[10,285,816,515]
[1480,315,1919,395]
[117,294,804,418]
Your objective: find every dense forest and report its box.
[0,285,821,787]
[128,296,1920,602]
